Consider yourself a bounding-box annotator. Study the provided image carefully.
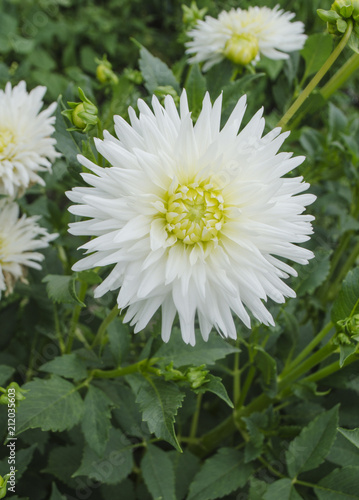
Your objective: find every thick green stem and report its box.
[328,240,359,300]
[301,354,359,384]
[277,20,353,129]
[281,322,334,377]
[91,304,119,348]
[66,281,88,354]
[233,350,241,406]
[321,53,359,100]
[236,365,256,408]
[54,305,66,354]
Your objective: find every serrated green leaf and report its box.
[16,375,84,434]
[264,479,303,500]
[141,444,176,500]
[295,249,332,296]
[315,466,359,499]
[40,353,87,381]
[301,34,333,81]
[186,64,207,116]
[338,427,359,449]
[76,270,102,285]
[195,374,233,408]
[168,450,200,500]
[286,405,339,478]
[81,385,113,456]
[42,275,85,306]
[332,268,359,324]
[135,378,184,451]
[0,444,36,482]
[0,365,15,386]
[112,383,149,438]
[139,45,180,94]
[155,328,239,367]
[249,478,268,500]
[50,483,67,500]
[187,448,253,500]
[327,432,359,467]
[73,428,133,485]
[254,346,277,397]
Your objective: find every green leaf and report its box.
[81,385,113,456]
[332,268,359,324]
[242,411,268,462]
[254,346,277,397]
[16,375,84,434]
[187,448,253,500]
[339,344,357,367]
[74,428,133,485]
[264,479,303,500]
[135,378,184,451]
[221,73,265,123]
[76,270,102,285]
[327,432,359,467]
[112,383,149,438]
[286,405,339,477]
[168,450,200,500]
[295,248,332,296]
[141,444,176,500]
[348,33,359,54]
[155,328,239,367]
[301,33,333,81]
[42,275,85,306]
[42,445,82,488]
[139,45,180,94]
[195,374,233,408]
[314,466,359,499]
[40,353,87,381]
[338,427,359,449]
[249,479,268,500]
[50,483,67,500]
[100,480,135,500]
[0,444,36,482]
[0,365,15,386]
[186,64,207,116]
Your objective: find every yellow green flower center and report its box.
[223,33,259,65]
[165,181,225,245]
[0,129,15,153]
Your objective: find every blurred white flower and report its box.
[186,5,307,70]
[0,200,57,298]
[67,91,315,345]
[0,81,60,197]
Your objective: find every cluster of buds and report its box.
[0,473,11,499]
[0,382,27,406]
[318,0,359,36]
[162,362,209,389]
[334,314,359,345]
[62,88,98,132]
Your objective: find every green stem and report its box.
[258,456,286,479]
[236,365,256,408]
[321,53,359,100]
[65,281,88,354]
[233,349,241,406]
[277,20,353,129]
[189,393,203,441]
[278,343,337,389]
[91,304,119,348]
[328,240,359,301]
[301,354,359,384]
[91,358,154,379]
[54,305,66,354]
[281,322,334,377]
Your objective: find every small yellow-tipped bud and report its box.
[72,103,86,129]
[223,33,259,66]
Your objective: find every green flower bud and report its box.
[186,365,209,389]
[317,8,341,22]
[332,0,354,18]
[223,33,259,66]
[96,57,119,85]
[62,88,98,132]
[337,18,348,32]
[154,86,180,106]
[123,68,143,85]
[0,474,10,499]
[182,1,207,27]
[0,382,27,405]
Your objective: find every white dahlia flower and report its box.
[0,200,57,298]
[67,91,315,345]
[0,81,60,197]
[186,5,307,71]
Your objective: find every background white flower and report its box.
[186,5,307,70]
[0,200,57,298]
[68,91,315,345]
[0,81,60,197]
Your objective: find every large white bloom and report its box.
[186,5,307,71]
[0,200,57,298]
[0,81,60,197]
[67,91,315,345]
